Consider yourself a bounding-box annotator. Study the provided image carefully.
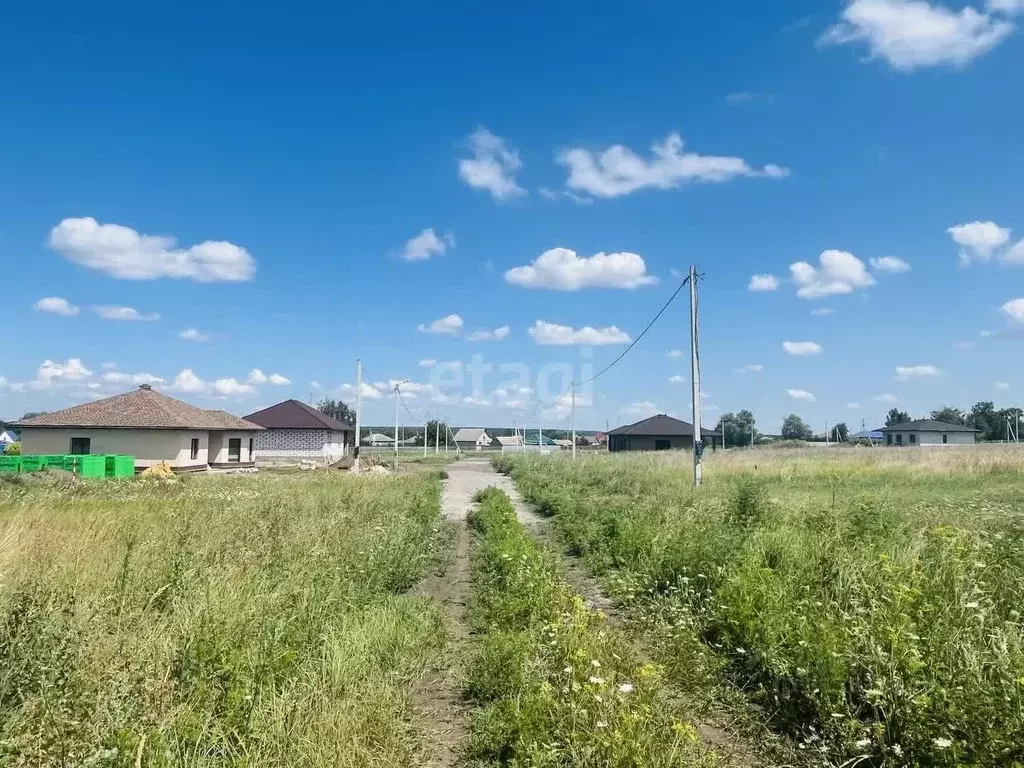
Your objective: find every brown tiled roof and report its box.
[14,386,263,431]
[244,399,354,430]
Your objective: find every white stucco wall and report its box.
[208,431,256,464]
[887,431,976,446]
[19,428,210,468]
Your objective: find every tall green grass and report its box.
[0,471,448,766]
[495,452,1024,767]
[466,486,713,767]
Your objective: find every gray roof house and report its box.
[880,419,979,446]
[15,385,262,470]
[607,414,719,452]
[453,427,492,451]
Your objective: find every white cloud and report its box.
[102,371,165,386]
[101,362,117,370]
[14,358,94,391]
[247,369,268,385]
[179,328,210,342]
[988,0,1024,13]
[400,228,454,261]
[340,381,384,399]
[418,359,438,367]
[1001,298,1024,323]
[1005,239,1024,264]
[895,364,944,381]
[847,402,862,409]
[0,376,7,389]
[311,381,321,389]
[93,305,160,322]
[666,349,684,358]
[871,256,911,272]
[787,389,816,402]
[995,380,1010,390]
[418,314,464,334]
[467,325,511,341]
[458,128,525,201]
[49,217,255,281]
[528,320,631,346]
[734,364,764,374]
[749,274,781,292]
[213,378,256,397]
[949,221,1012,264]
[170,369,207,393]
[623,401,660,416]
[558,132,789,198]
[268,374,290,386]
[874,393,900,404]
[668,374,687,383]
[783,340,823,355]
[725,92,775,104]
[819,0,1015,71]
[504,248,657,290]
[790,250,874,299]
[34,297,80,316]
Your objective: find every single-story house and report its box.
[244,399,354,463]
[607,414,719,452]
[881,419,979,446]
[363,432,395,447]
[552,438,575,449]
[495,435,523,452]
[453,427,492,451]
[0,429,18,446]
[14,384,262,470]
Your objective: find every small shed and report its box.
[880,420,979,446]
[453,427,492,451]
[363,432,395,447]
[495,435,523,452]
[607,414,718,452]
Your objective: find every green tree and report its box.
[716,409,757,447]
[316,398,356,426]
[830,422,849,442]
[424,419,451,447]
[19,411,47,421]
[967,401,1000,441]
[885,408,911,427]
[930,406,966,426]
[781,413,813,440]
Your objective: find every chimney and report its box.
[139,384,152,390]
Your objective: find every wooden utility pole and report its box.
[353,359,362,472]
[393,383,400,470]
[689,265,703,487]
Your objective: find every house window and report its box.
[228,438,241,462]
[70,437,91,455]
[896,434,903,445]
[190,438,200,461]
[248,438,254,459]
[942,433,948,444]
[654,439,671,451]
[909,434,916,444]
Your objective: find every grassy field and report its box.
[0,470,449,767]
[494,446,1024,767]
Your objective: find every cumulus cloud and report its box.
[558,132,789,198]
[528,320,631,346]
[819,0,1016,71]
[668,374,687,383]
[467,325,510,341]
[179,328,210,342]
[895,364,944,381]
[874,393,900,404]
[213,378,256,397]
[749,274,780,292]
[34,297,80,316]
[790,250,874,299]
[170,369,207,393]
[102,371,165,386]
[418,314,464,334]
[1001,298,1024,323]
[93,305,160,322]
[783,341,823,355]
[268,373,290,386]
[787,389,816,402]
[871,256,912,272]
[504,248,657,290]
[949,220,1012,264]
[458,128,525,201]
[340,381,384,399]
[247,369,268,385]
[12,358,95,391]
[400,228,454,261]
[49,217,255,281]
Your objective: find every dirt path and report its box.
[408,460,501,767]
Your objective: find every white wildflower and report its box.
[855,738,871,748]
[590,659,601,668]
[934,737,953,750]
[965,601,979,609]
[618,683,634,693]
[596,720,608,728]
[588,676,605,685]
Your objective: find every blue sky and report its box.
[2,0,1024,432]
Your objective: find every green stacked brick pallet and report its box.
[0,456,21,473]
[105,455,135,478]
[77,456,106,479]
